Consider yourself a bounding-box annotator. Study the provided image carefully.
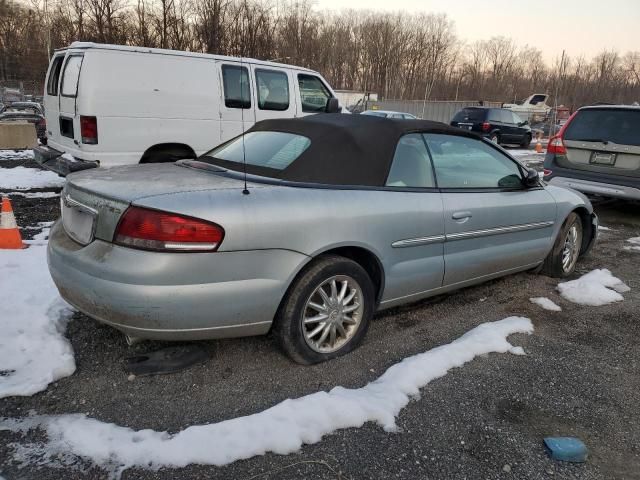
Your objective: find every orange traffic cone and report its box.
[0,196,25,249]
[535,141,543,153]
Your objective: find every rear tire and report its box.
[540,212,583,278]
[273,255,374,364]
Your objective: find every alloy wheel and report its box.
[302,275,364,353]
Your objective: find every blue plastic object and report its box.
[544,437,588,463]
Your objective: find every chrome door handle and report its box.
[452,211,472,220]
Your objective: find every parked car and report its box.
[48,114,597,364]
[451,107,532,147]
[544,105,640,200]
[0,102,47,143]
[35,41,344,176]
[361,110,417,119]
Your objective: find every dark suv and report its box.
[543,105,640,201]
[451,107,532,147]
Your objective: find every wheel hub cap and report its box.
[302,275,364,354]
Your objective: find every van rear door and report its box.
[43,53,65,140]
[56,54,84,150]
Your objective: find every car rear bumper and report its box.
[546,176,640,200]
[47,220,308,341]
[34,144,99,177]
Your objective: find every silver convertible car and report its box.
[48,114,597,363]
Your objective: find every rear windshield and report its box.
[452,108,485,122]
[564,109,640,147]
[202,131,311,171]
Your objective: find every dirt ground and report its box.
[1,153,639,480]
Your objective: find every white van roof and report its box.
[58,42,318,73]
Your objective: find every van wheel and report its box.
[140,145,196,164]
[273,255,374,364]
[540,213,583,278]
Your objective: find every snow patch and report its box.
[557,269,630,306]
[0,166,65,190]
[0,245,75,398]
[0,149,34,161]
[0,317,533,477]
[623,237,640,252]
[529,297,562,311]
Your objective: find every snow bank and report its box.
[8,191,60,199]
[0,317,533,477]
[529,297,562,311]
[0,245,75,398]
[624,237,640,252]
[557,269,630,306]
[0,166,65,190]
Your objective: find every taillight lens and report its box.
[547,136,566,155]
[114,206,224,252]
[80,115,98,144]
[543,169,552,177]
[482,122,490,132]
[37,118,46,128]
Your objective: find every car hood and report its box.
[66,162,262,203]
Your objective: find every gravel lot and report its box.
[1,150,639,480]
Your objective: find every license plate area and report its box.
[61,194,97,245]
[458,123,473,130]
[590,151,616,165]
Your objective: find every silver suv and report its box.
[543,105,640,200]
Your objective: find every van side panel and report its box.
[66,50,220,166]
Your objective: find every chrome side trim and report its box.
[446,221,554,241]
[391,234,446,248]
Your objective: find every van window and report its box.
[60,55,83,97]
[255,70,289,111]
[298,74,332,113]
[46,55,65,96]
[222,65,251,109]
[452,108,485,122]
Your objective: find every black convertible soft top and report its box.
[210,113,480,186]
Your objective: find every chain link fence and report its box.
[363,99,503,123]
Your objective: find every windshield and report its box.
[201,131,311,171]
[564,109,640,147]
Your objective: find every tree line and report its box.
[1,0,639,109]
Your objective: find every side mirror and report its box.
[519,120,529,126]
[325,97,340,113]
[523,168,539,187]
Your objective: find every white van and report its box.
[35,42,343,175]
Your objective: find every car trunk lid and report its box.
[62,163,255,243]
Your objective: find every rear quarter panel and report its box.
[134,185,446,303]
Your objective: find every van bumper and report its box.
[34,145,99,177]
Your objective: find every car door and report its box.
[252,66,297,122]
[217,61,256,143]
[296,72,333,116]
[510,111,527,142]
[43,54,65,140]
[382,133,445,302]
[499,109,517,143]
[423,133,557,287]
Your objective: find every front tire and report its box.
[540,212,583,278]
[273,255,374,364]
[521,134,532,148]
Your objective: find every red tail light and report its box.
[37,118,46,128]
[482,122,491,132]
[547,136,566,155]
[543,169,552,177]
[114,206,224,252]
[80,115,98,144]
[547,110,579,155]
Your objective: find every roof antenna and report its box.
[240,50,249,195]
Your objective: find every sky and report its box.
[312,0,640,62]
